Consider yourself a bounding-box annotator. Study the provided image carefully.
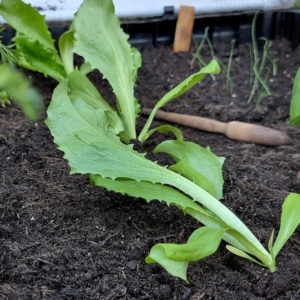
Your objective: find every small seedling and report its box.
[191,27,236,94]
[1,0,299,282]
[248,11,278,104]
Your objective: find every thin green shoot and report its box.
[191,27,209,68]
[191,26,236,93]
[226,39,236,94]
[248,12,277,104]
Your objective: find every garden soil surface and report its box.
[1,39,300,299]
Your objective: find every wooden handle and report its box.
[143,108,291,146]
[225,121,291,146]
[147,109,226,133]
[173,6,195,53]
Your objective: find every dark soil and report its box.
[1,39,300,299]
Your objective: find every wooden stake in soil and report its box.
[173,6,195,53]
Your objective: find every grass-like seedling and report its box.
[248,11,278,104]
[191,27,236,94]
[1,0,299,282]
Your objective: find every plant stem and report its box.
[191,27,209,67]
[226,39,236,94]
[248,11,260,103]
[166,170,274,269]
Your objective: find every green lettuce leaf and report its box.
[14,35,66,81]
[0,0,65,80]
[73,0,140,139]
[0,0,56,52]
[272,193,300,257]
[46,80,171,182]
[89,175,225,229]
[154,140,225,199]
[0,64,42,120]
[59,29,74,75]
[67,70,123,134]
[68,70,113,111]
[138,59,220,141]
[146,227,226,281]
[141,125,184,142]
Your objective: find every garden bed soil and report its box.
[1,39,300,299]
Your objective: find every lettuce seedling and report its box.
[0,26,42,120]
[1,0,299,282]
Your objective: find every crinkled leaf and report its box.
[154,140,225,199]
[59,29,74,75]
[0,64,42,120]
[14,35,66,81]
[73,0,140,139]
[131,46,142,84]
[289,67,300,127]
[46,81,172,182]
[272,193,300,257]
[0,0,57,52]
[146,227,226,281]
[90,175,256,254]
[90,175,225,228]
[138,59,220,141]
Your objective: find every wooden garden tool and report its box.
[143,108,291,146]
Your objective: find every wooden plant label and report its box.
[173,5,195,53]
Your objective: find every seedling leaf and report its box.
[138,59,220,141]
[89,175,226,229]
[59,29,74,75]
[226,245,266,267]
[73,0,140,139]
[146,227,226,281]
[14,35,66,81]
[154,140,225,199]
[46,80,175,183]
[272,193,300,258]
[67,70,123,134]
[140,125,184,142]
[0,0,56,52]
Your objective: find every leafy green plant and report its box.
[289,67,300,126]
[1,0,299,282]
[248,11,277,104]
[0,24,42,120]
